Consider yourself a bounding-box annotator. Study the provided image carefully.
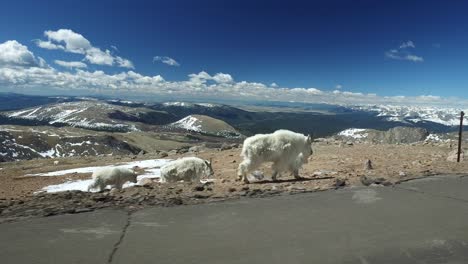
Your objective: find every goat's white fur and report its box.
[238,129,313,183]
[160,157,214,183]
[88,167,137,191]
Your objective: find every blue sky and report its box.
[1,0,468,105]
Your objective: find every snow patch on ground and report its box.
[425,133,450,142]
[36,159,172,193]
[338,128,368,139]
[170,115,202,132]
[196,103,216,108]
[28,159,171,177]
[163,102,188,107]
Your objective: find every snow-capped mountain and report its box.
[0,126,141,162]
[3,101,147,132]
[0,100,178,132]
[161,102,218,108]
[167,115,242,138]
[352,104,466,126]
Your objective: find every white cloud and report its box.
[36,29,134,68]
[43,29,91,53]
[115,56,134,68]
[84,47,114,66]
[0,40,46,68]
[270,82,278,87]
[399,40,415,49]
[212,73,233,83]
[405,55,424,62]
[0,60,463,107]
[0,39,462,108]
[153,56,180,66]
[385,41,424,62]
[335,84,342,89]
[35,40,64,50]
[54,60,87,69]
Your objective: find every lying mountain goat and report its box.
[238,129,313,183]
[88,167,138,191]
[160,157,214,183]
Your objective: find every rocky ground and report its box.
[1,138,468,223]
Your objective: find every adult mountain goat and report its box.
[88,167,138,191]
[160,157,214,183]
[238,129,313,183]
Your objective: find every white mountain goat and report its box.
[88,167,138,191]
[160,157,214,183]
[238,129,313,183]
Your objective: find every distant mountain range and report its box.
[1,93,467,137]
[1,93,467,162]
[352,104,465,127]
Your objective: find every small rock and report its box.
[193,185,205,192]
[312,171,323,176]
[177,148,189,154]
[189,146,204,153]
[374,177,387,184]
[399,171,406,177]
[73,208,94,214]
[109,188,120,196]
[167,198,183,205]
[241,186,250,191]
[228,188,236,192]
[92,196,108,202]
[159,152,168,158]
[220,143,233,151]
[287,186,306,192]
[335,178,347,188]
[193,194,211,199]
[247,189,263,197]
[138,178,153,187]
[346,141,354,146]
[360,175,374,186]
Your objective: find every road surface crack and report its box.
[108,211,132,263]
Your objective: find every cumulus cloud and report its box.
[399,40,415,49]
[0,40,47,68]
[54,60,87,69]
[35,29,134,68]
[1,59,459,107]
[0,39,461,107]
[153,56,180,66]
[385,41,424,62]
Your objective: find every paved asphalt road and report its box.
[2,175,468,264]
